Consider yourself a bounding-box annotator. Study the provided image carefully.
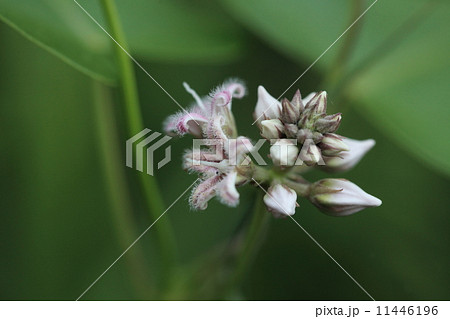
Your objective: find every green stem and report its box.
[92,81,153,298]
[224,191,270,298]
[99,0,177,293]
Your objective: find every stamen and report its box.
[183,82,206,110]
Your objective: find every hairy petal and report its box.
[164,112,208,137]
[190,176,221,210]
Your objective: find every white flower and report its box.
[263,184,298,218]
[309,178,382,216]
[270,139,299,167]
[323,138,375,172]
[253,86,282,124]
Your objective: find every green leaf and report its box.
[221,0,450,176]
[347,3,450,176]
[0,0,117,83]
[0,0,245,83]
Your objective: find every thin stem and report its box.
[92,81,153,298]
[99,0,177,292]
[223,191,270,298]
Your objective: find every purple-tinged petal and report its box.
[174,113,208,137]
[190,175,221,210]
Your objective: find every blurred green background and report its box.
[0,0,449,300]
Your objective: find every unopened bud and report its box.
[297,142,323,166]
[284,123,298,138]
[296,128,313,144]
[254,86,282,123]
[261,119,284,139]
[315,113,342,133]
[311,131,324,144]
[263,184,298,218]
[270,139,299,166]
[291,89,305,113]
[320,133,349,156]
[323,138,376,172]
[307,91,327,115]
[309,178,382,216]
[281,98,300,124]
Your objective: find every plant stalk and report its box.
[223,191,270,298]
[92,81,153,298]
[99,0,177,293]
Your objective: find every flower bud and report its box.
[290,89,305,113]
[284,123,298,138]
[296,128,313,144]
[307,91,327,115]
[302,92,317,105]
[323,138,375,172]
[309,178,382,216]
[280,98,300,124]
[263,184,298,218]
[254,86,282,123]
[320,133,349,156]
[315,113,342,133]
[261,119,284,139]
[297,142,322,166]
[270,139,299,167]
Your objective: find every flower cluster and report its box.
[164,80,381,218]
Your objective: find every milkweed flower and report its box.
[163,80,381,217]
[164,80,253,210]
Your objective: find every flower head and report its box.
[255,88,346,166]
[164,80,256,210]
[163,80,381,218]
